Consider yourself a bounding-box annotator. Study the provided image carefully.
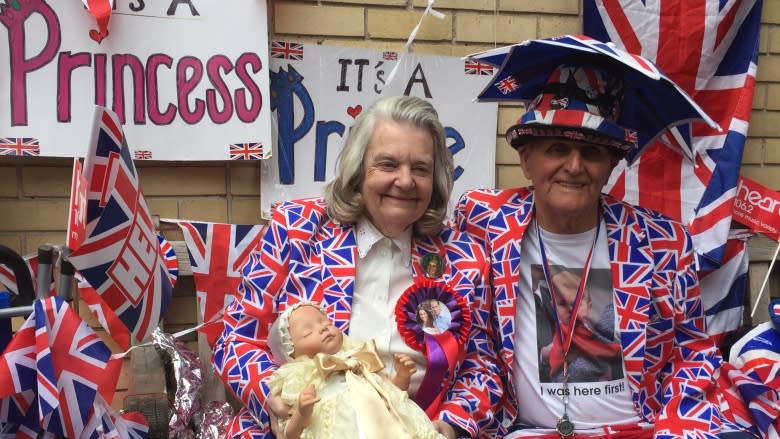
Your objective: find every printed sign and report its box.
[261,43,498,217]
[733,176,780,241]
[0,0,271,160]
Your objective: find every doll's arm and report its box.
[391,353,416,391]
[284,384,319,439]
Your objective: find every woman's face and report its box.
[418,308,431,324]
[361,119,434,238]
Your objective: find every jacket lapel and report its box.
[317,222,358,332]
[602,197,654,413]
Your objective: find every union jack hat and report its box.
[505,64,638,152]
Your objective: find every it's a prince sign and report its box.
[0,0,271,160]
[261,43,498,217]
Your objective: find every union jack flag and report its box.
[383,51,398,61]
[230,142,265,160]
[270,41,303,60]
[585,0,761,339]
[496,76,519,95]
[133,150,152,160]
[464,60,494,75]
[0,138,39,156]
[0,296,127,437]
[171,219,263,346]
[68,107,172,350]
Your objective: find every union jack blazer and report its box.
[212,197,503,438]
[454,188,757,438]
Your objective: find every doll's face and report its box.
[287,305,343,359]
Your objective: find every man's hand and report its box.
[432,420,458,439]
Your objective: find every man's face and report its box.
[430,301,441,316]
[519,139,618,233]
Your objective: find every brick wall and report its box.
[1,0,779,410]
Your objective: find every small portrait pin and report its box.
[421,253,444,278]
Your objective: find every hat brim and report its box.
[506,109,637,152]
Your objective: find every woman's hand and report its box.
[267,392,290,437]
[432,420,458,439]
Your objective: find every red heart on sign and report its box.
[347,105,362,118]
[89,29,108,43]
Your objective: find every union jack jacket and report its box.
[212,197,503,438]
[454,188,757,438]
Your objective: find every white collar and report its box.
[356,216,412,267]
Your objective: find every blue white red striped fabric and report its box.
[172,220,263,346]
[68,107,172,350]
[584,0,762,339]
[0,296,146,438]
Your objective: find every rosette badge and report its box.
[394,280,471,415]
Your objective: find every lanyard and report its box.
[535,218,600,359]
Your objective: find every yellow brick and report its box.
[539,15,582,39]
[742,138,764,164]
[0,235,22,252]
[768,26,780,54]
[762,1,780,25]
[179,198,229,223]
[324,0,404,4]
[753,83,767,109]
[498,105,523,135]
[413,0,495,11]
[321,39,407,51]
[501,0,579,14]
[275,3,364,37]
[496,136,520,165]
[368,8,453,41]
[25,232,67,254]
[748,111,780,137]
[0,200,69,232]
[138,166,226,196]
[230,164,261,196]
[163,295,197,325]
[0,167,17,197]
[766,84,780,110]
[756,56,780,82]
[21,167,72,197]
[146,197,180,220]
[741,165,780,189]
[456,12,536,44]
[497,164,528,188]
[231,198,265,225]
[765,139,780,164]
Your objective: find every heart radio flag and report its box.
[68,107,172,349]
[732,176,780,241]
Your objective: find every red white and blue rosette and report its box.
[157,234,178,287]
[395,279,471,417]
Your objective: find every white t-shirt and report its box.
[511,220,639,433]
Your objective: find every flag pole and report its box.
[750,240,780,318]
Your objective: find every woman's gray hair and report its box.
[323,95,453,236]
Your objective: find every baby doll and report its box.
[267,302,445,439]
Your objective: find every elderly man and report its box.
[455,63,759,438]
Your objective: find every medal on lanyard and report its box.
[536,218,600,438]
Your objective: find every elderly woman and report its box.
[212,95,501,439]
